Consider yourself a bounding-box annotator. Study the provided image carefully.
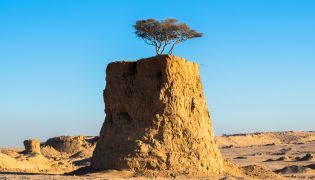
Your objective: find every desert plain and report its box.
[0,131,315,179]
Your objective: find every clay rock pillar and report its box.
[23,139,41,154]
[92,55,224,176]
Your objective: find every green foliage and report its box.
[134,18,202,55]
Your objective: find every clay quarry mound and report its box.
[216,131,315,148]
[91,55,224,177]
[44,136,97,154]
[0,136,97,174]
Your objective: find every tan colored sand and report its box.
[216,131,315,148]
[0,152,72,173]
[2,131,315,179]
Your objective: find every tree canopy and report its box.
[133,18,202,55]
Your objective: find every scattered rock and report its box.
[221,145,234,149]
[296,153,315,161]
[264,155,292,162]
[292,142,304,145]
[305,164,315,170]
[274,165,314,174]
[264,158,274,162]
[220,176,237,180]
[264,143,276,146]
[271,147,292,155]
[251,152,264,156]
[234,156,247,159]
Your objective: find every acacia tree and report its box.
[133,18,202,55]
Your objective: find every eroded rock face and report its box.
[23,139,41,154]
[91,55,224,176]
[45,136,98,153]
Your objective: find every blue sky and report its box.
[0,0,314,147]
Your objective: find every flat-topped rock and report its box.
[91,55,224,176]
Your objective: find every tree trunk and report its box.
[160,42,168,54]
[168,43,176,55]
[156,46,161,55]
[168,41,180,55]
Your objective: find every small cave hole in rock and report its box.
[156,72,163,89]
[156,72,162,78]
[191,98,196,111]
[119,112,133,123]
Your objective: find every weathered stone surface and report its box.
[45,136,98,153]
[23,139,41,154]
[91,55,224,176]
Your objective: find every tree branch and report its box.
[168,40,180,55]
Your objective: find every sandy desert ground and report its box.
[1,131,315,179]
[218,131,315,179]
